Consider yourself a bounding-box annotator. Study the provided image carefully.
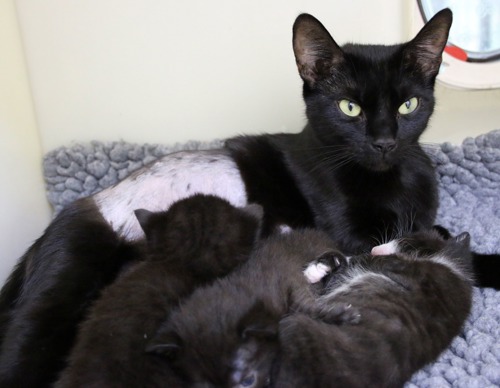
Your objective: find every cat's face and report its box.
[292,10,452,171]
[147,301,279,388]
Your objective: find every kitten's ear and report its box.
[238,301,279,341]
[134,209,155,234]
[292,13,344,86]
[242,203,264,223]
[454,232,471,248]
[145,330,182,359]
[403,8,452,80]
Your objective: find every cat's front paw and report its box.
[303,251,345,284]
[316,303,362,325]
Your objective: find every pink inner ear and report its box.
[371,241,397,256]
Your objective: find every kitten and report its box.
[54,194,262,388]
[273,228,474,388]
[146,229,345,388]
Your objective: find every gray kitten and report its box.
[274,227,474,388]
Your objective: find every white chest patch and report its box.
[94,149,247,241]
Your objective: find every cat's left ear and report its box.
[237,301,279,341]
[292,13,344,86]
[454,232,471,248]
[403,8,452,80]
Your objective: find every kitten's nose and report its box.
[372,138,396,153]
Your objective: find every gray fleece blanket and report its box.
[43,131,500,387]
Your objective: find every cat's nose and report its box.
[372,138,396,153]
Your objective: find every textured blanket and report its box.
[43,131,500,387]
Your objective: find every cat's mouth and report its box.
[363,152,396,172]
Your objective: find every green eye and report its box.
[398,97,419,115]
[338,99,362,117]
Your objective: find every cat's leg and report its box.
[0,198,142,387]
[302,252,361,325]
[302,251,345,285]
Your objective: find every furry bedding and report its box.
[43,131,500,387]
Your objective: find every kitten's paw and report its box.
[303,251,346,284]
[303,262,331,283]
[318,303,362,325]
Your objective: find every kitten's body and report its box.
[55,194,261,388]
[274,228,474,388]
[149,227,473,388]
[0,8,498,387]
[146,229,344,388]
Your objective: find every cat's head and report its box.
[371,226,469,257]
[146,301,279,388]
[292,9,452,171]
[371,226,474,281]
[134,194,262,274]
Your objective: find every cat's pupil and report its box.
[405,100,411,109]
[348,102,355,111]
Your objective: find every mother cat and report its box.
[0,8,498,387]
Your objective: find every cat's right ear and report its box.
[134,208,154,234]
[292,13,344,86]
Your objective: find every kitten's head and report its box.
[146,301,279,388]
[292,9,452,171]
[135,194,262,277]
[371,226,473,281]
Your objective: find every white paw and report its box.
[303,262,331,283]
[278,224,293,234]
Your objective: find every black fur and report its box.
[146,229,342,388]
[55,194,262,388]
[0,198,142,387]
[273,228,474,388]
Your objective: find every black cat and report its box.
[55,194,262,388]
[0,7,498,387]
[273,228,474,388]
[146,228,344,388]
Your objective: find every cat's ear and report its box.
[292,13,344,86]
[145,330,182,359]
[237,301,279,341]
[454,232,471,248]
[403,8,452,80]
[134,208,155,234]
[242,203,264,223]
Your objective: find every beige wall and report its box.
[0,0,51,283]
[16,0,407,152]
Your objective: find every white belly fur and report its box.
[94,149,247,241]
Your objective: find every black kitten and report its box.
[274,228,474,388]
[146,229,344,388]
[55,194,262,388]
